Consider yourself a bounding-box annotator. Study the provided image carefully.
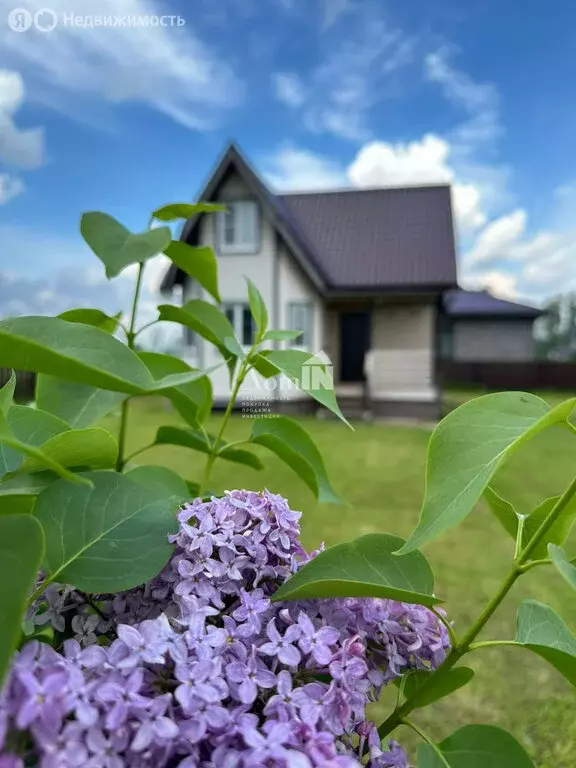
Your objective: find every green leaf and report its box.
[0,316,152,393]
[394,667,474,708]
[483,486,519,539]
[158,301,238,372]
[0,371,16,416]
[246,278,268,340]
[34,470,176,593]
[0,406,68,475]
[521,495,576,559]
[0,496,35,515]
[154,426,263,470]
[19,428,118,474]
[36,376,125,429]
[186,480,201,497]
[0,316,204,396]
[398,393,575,554]
[0,405,90,486]
[152,202,225,221]
[251,352,281,378]
[164,241,220,303]
[271,533,440,606]
[515,599,576,686]
[259,350,350,426]
[0,514,44,685]
[262,330,302,342]
[80,212,171,278]
[0,471,57,498]
[548,544,576,590]
[250,416,341,503]
[418,724,534,767]
[138,352,212,428]
[125,465,189,510]
[58,308,121,334]
[482,488,576,560]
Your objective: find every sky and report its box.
[0,0,575,331]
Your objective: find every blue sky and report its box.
[0,0,575,324]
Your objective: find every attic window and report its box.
[218,201,258,253]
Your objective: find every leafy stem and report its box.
[116,261,145,472]
[378,472,576,739]
[134,319,158,339]
[401,718,449,767]
[468,640,519,651]
[519,557,551,573]
[199,355,251,495]
[430,606,458,647]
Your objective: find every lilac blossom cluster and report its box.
[0,490,450,767]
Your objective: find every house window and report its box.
[218,201,258,253]
[288,303,313,348]
[223,303,255,346]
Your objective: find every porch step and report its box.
[318,396,371,421]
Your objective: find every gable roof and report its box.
[279,186,456,290]
[444,289,543,319]
[161,142,458,295]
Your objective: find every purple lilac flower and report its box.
[0,489,446,767]
[259,618,302,666]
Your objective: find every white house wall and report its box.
[181,170,323,404]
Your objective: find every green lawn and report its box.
[103,396,576,766]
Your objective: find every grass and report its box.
[103,395,576,766]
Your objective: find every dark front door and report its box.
[339,311,371,382]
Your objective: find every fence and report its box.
[0,368,36,401]
[439,361,576,391]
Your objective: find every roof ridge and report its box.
[279,182,452,197]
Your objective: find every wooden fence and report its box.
[439,361,576,391]
[0,368,36,400]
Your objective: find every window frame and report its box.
[287,302,314,350]
[217,201,259,254]
[222,302,256,347]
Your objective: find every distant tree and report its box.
[535,293,576,360]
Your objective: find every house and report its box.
[441,289,544,362]
[161,143,457,420]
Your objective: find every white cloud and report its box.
[348,135,451,186]
[278,6,414,142]
[263,146,347,191]
[0,70,44,168]
[0,174,25,204]
[347,135,486,232]
[465,209,527,265]
[425,47,500,147]
[452,183,486,230]
[461,270,518,300]
[321,0,353,30]
[272,73,305,108]
[0,0,243,131]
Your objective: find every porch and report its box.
[325,297,441,421]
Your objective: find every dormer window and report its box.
[218,201,259,253]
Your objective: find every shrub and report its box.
[0,202,574,766]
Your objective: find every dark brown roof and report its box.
[279,186,457,290]
[162,143,457,295]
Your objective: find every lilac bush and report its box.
[1,490,450,766]
[1,201,574,767]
